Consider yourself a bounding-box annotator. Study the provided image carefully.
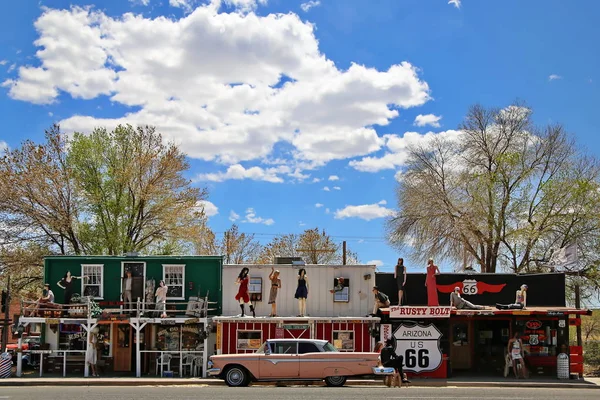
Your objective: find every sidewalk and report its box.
[0,376,599,388]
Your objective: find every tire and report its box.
[324,375,347,387]
[224,366,250,387]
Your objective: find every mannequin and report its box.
[394,258,407,306]
[425,258,440,306]
[294,268,309,317]
[268,267,281,317]
[155,280,168,318]
[235,267,255,317]
[496,285,528,310]
[56,271,81,304]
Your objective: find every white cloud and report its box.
[300,1,320,12]
[129,0,151,5]
[4,5,430,173]
[222,0,268,13]
[7,64,15,73]
[367,259,383,267]
[194,164,288,183]
[170,0,193,11]
[48,112,53,117]
[414,113,442,128]
[312,177,322,183]
[299,221,306,226]
[333,186,341,190]
[0,141,8,153]
[548,74,562,81]
[334,201,395,221]
[448,0,461,8]
[197,200,219,217]
[229,210,240,221]
[315,203,324,208]
[377,200,387,205]
[243,207,274,225]
[325,208,330,214]
[328,175,339,181]
[349,130,462,172]
[0,60,7,66]
[323,186,330,191]
[394,170,404,182]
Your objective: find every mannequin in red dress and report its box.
[425,258,440,306]
[235,267,255,317]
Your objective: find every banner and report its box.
[389,306,452,319]
[393,323,443,373]
[380,324,392,343]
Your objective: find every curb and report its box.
[0,378,598,389]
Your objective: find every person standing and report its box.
[56,271,80,305]
[122,270,133,311]
[294,268,309,317]
[450,287,485,310]
[155,280,168,318]
[394,258,407,306]
[425,258,440,306]
[268,267,281,317]
[371,286,390,316]
[507,332,527,379]
[86,328,99,377]
[235,267,255,317]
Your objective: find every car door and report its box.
[298,341,323,379]
[259,341,299,378]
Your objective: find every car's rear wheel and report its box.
[324,375,347,387]
[224,366,250,387]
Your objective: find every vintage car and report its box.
[208,338,392,387]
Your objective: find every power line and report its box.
[211,231,388,242]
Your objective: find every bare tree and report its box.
[218,224,262,264]
[387,103,600,274]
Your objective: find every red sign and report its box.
[437,279,506,295]
[526,320,542,330]
[275,327,284,338]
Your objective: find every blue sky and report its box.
[0,0,598,273]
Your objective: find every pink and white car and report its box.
[208,338,391,387]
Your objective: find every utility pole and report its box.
[342,241,347,265]
[1,275,10,353]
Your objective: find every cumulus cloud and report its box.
[197,200,219,217]
[3,5,430,175]
[300,1,320,12]
[366,259,383,267]
[242,207,274,225]
[548,74,562,81]
[194,164,288,183]
[129,0,151,5]
[323,186,330,191]
[334,201,395,221]
[0,60,7,66]
[328,175,339,181]
[448,0,461,8]
[414,113,441,128]
[333,186,341,190]
[315,203,324,208]
[349,130,462,172]
[229,210,240,221]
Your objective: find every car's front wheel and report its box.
[324,375,347,387]
[224,366,250,387]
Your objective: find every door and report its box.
[122,262,146,303]
[450,322,472,370]
[259,341,299,378]
[113,323,132,372]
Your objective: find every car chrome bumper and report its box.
[372,366,395,375]
[208,368,221,376]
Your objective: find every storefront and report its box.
[375,272,592,379]
[214,316,378,354]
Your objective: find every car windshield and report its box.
[322,342,339,352]
[255,342,267,354]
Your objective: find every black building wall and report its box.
[375,272,566,307]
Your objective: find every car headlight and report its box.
[208,360,214,369]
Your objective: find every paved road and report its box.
[0,386,597,400]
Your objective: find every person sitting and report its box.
[371,286,391,316]
[496,284,528,310]
[380,338,410,385]
[450,287,485,310]
[32,283,55,316]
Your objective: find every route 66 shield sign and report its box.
[393,323,443,373]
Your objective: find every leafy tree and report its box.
[387,103,600,275]
[0,242,50,298]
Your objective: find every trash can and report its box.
[557,353,569,379]
[0,352,12,378]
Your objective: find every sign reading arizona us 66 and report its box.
[393,323,443,373]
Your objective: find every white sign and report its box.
[462,279,478,295]
[393,323,443,373]
[389,306,452,319]
[558,320,566,328]
[380,324,392,343]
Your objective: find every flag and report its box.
[550,243,578,266]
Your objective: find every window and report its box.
[248,277,262,302]
[81,264,104,299]
[237,330,262,350]
[333,331,354,351]
[163,264,185,300]
[332,277,350,302]
[272,342,297,354]
[298,342,320,354]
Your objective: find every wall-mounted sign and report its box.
[380,324,392,343]
[393,323,443,373]
[558,320,566,328]
[389,306,451,319]
[526,320,542,330]
[283,324,310,330]
[437,279,506,295]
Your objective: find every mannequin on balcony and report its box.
[235,267,255,318]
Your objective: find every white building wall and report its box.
[222,264,378,317]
